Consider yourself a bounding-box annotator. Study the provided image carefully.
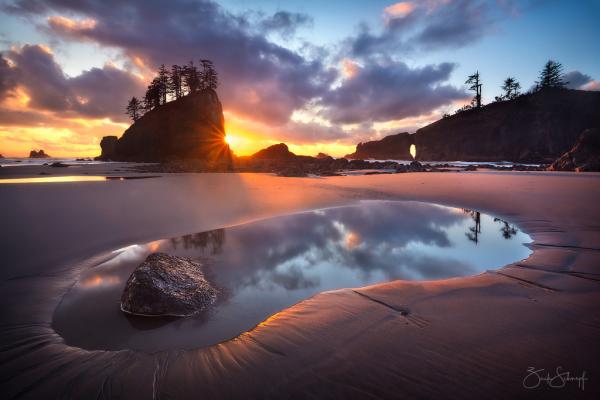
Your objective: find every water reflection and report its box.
[0,175,159,184]
[53,200,532,352]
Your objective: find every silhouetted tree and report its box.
[465,71,482,108]
[129,58,220,114]
[494,218,518,239]
[143,77,162,111]
[200,59,218,90]
[125,96,142,121]
[169,64,183,99]
[463,209,481,244]
[158,64,169,103]
[536,60,567,90]
[183,60,200,93]
[500,76,521,100]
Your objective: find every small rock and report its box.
[121,253,218,317]
[50,162,68,168]
[463,165,477,171]
[408,160,425,172]
[277,166,308,177]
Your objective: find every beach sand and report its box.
[1,167,599,399]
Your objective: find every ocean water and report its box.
[0,157,111,167]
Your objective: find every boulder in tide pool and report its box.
[120,253,218,317]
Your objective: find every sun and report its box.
[224,134,231,145]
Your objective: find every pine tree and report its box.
[125,96,142,121]
[536,60,566,89]
[143,78,162,111]
[501,77,521,100]
[200,59,218,90]
[169,65,183,99]
[465,71,482,108]
[158,64,169,104]
[183,60,200,93]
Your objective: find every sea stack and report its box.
[98,89,233,168]
[29,150,50,158]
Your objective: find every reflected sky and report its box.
[53,200,532,352]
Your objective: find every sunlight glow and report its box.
[410,144,416,159]
[0,176,107,184]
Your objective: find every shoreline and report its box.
[1,170,599,398]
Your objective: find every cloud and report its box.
[384,2,416,20]
[1,45,146,123]
[5,0,336,126]
[320,60,468,124]
[259,11,313,40]
[0,54,20,100]
[564,70,600,91]
[1,0,474,150]
[348,0,513,58]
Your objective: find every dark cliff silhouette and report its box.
[98,89,232,168]
[344,88,600,163]
[345,132,414,160]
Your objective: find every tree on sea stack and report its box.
[200,59,218,90]
[125,97,142,121]
[536,60,567,89]
[183,60,201,93]
[169,64,183,99]
[465,71,482,108]
[158,64,169,104]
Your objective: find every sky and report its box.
[0,0,598,157]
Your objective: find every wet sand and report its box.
[1,168,599,399]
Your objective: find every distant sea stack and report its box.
[345,132,414,160]
[416,88,600,163]
[98,90,233,167]
[29,150,50,158]
[250,143,296,160]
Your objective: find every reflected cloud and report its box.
[80,274,121,287]
[55,200,532,352]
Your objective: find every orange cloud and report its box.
[384,2,416,19]
[341,58,360,79]
[47,16,97,33]
[582,80,600,91]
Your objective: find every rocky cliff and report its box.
[345,132,414,160]
[548,128,600,172]
[98,89,232,167]
[343,89,600,162]
[250,143,296,159]
[415,88,600,162]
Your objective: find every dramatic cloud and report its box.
[320,60,468,124]
[348,0,520,58]
[564,70,600,91]
[1,45,145,122]
[5,0,336,126]
[0,54,19,100]
[0,0,523,156]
